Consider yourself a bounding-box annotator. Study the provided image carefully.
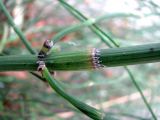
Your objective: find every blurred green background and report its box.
[0,0,160,119]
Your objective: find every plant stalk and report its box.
[0,43,160,71]
[58,1,157,119]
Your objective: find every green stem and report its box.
[58,0,157,119]
[0,24,8,53]
[51,18,96,44]
[58,0,113,47]
[0,1,105,119]
[43,67,103,120]
[0,0,36,54]
[51,13,138,44]
[124,67,156,120]
[0,43,160,71]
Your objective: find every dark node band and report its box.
[92,48,104,69]
[37,40,53,72]
[38,51,47,59]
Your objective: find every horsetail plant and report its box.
[36,39,104,120]
[1,43,160,71]
[0,1,106,120]
[0,0,158,120]
[58,0,157,119]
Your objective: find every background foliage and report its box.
[0,0,160,119]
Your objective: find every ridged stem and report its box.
[0,43,160,71]
[58,0,157,119]
[43,67,103,120]
[0,1,104,119]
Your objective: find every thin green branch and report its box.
[51,13,139,44]
[0,24,8,53]
[30,72,46,82]
[51,18,96,44]
[58,0,114,47]
[58,0,157,119]
[0,0,36,54]
[43,67,104,120]
[125,67,156,120]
